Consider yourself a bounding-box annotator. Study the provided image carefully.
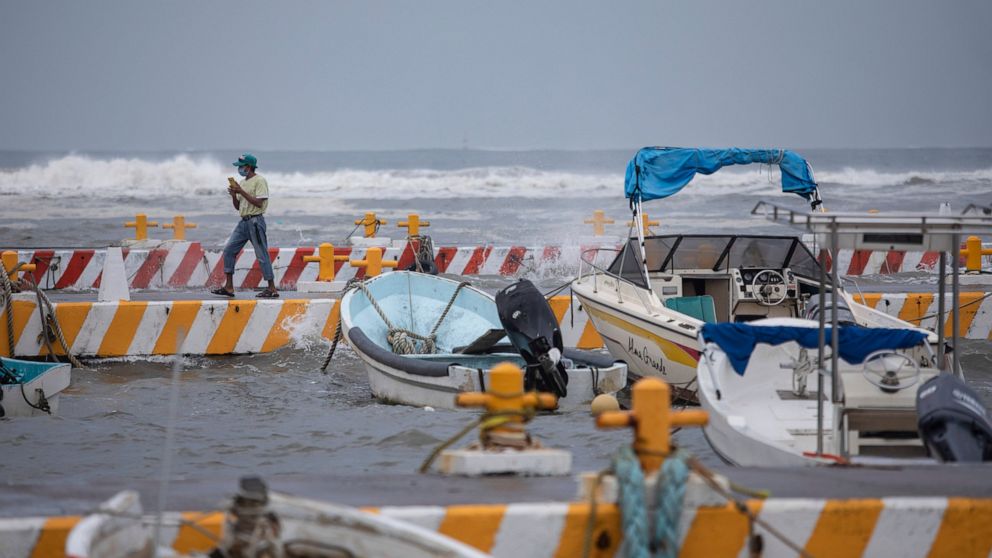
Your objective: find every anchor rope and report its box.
[2,262,84,368]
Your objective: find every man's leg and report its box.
[247,216,277,292]
[222,220,251,292]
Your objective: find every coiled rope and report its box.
[320,278,471,372]
[354,280,471,355]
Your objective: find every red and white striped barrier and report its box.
[7,242,991,291]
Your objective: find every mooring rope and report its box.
[353,280,471,355]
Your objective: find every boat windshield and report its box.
[607,235,822,288]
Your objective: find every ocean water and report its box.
[1,148,991,516]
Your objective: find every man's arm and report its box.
[235,188,266,208]
[230,189,241,210]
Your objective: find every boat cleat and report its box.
[436,362,570,476]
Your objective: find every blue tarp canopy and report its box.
[624,147,819,202]
[701,323,928,376]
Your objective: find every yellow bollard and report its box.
[350,247,399,278]
[162,215,198,241]
[2,251,36,280]
[627,213,660,235]
[303,243,349,282]
[354,212,387,238]
[397,214,430,237]
[456,362,558,437]
[124,214,159,241]
[960,236,992,273]
[597,377,707,474]
[584,210,615,236]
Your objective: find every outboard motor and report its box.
[916,374,992,463]
[804,293,858,326]
[495,280,568,398]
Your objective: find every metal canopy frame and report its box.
[750,201,992,457]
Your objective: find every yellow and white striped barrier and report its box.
[5,292,992,358]
[0,295,339,358]
[855,292,992,340]
[4,496,992,558]
[0,295,601,358]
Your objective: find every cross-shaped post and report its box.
[162,215,198,241]
[584,210,615,236]
[350,247,399,278]
[124,214,158,241]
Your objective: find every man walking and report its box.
[212,153,278,298]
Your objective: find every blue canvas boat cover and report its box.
[700,322,928,376]
[624,147,819,202]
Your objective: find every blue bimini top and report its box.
[624,147,819,203]
[700,322,928,376]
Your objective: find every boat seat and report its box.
[664,295,717,324]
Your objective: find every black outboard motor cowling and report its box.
[495,280,568,398]
[916,374,992,463]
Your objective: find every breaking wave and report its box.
[0,154,988,201]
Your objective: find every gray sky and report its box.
[2,0,990,151]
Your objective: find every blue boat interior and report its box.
[346,272,506,355]
[0,357,60,384]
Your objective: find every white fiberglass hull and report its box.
[571,278,699,393]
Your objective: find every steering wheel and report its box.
[862,350,921,393]
[750,269,788,306]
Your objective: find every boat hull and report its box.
[0,358,71,417]
[351,341,626,410]
[571,280,699,392]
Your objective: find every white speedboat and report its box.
[339,271,626,410]
[697,206,992,466]
[1,356,71,417]
[571,147,869,400]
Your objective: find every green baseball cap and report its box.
[232,153,258,168]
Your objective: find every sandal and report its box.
[257,289,279,298]
[211,288,235,298]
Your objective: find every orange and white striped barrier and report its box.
[0,295,339,358]
[0,295,599,358]
[855,292,992,340]
[4,496,992,558]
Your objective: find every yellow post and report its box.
[960,236,992,273]
[350,247,399,278]
[355,212,387,238]
[2,251,36,280]
[398,214,430,237]
[596,377,707,474]
[456,362,558,435]
[627,213,660,235]
[124,214,158,241]
[584,210,615,236]
[303,243,349,281]
[162,215,198,241]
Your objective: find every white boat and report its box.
[697,317,938,466]
[571,148,860,399]
[66,477,491,558]
[1,356,71,417]
[339,271,626,410]
[697,206,992,466]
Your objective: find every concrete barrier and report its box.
[3,496,991,558]
[9,242,990,291]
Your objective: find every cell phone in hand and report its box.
[227,177,239,191]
